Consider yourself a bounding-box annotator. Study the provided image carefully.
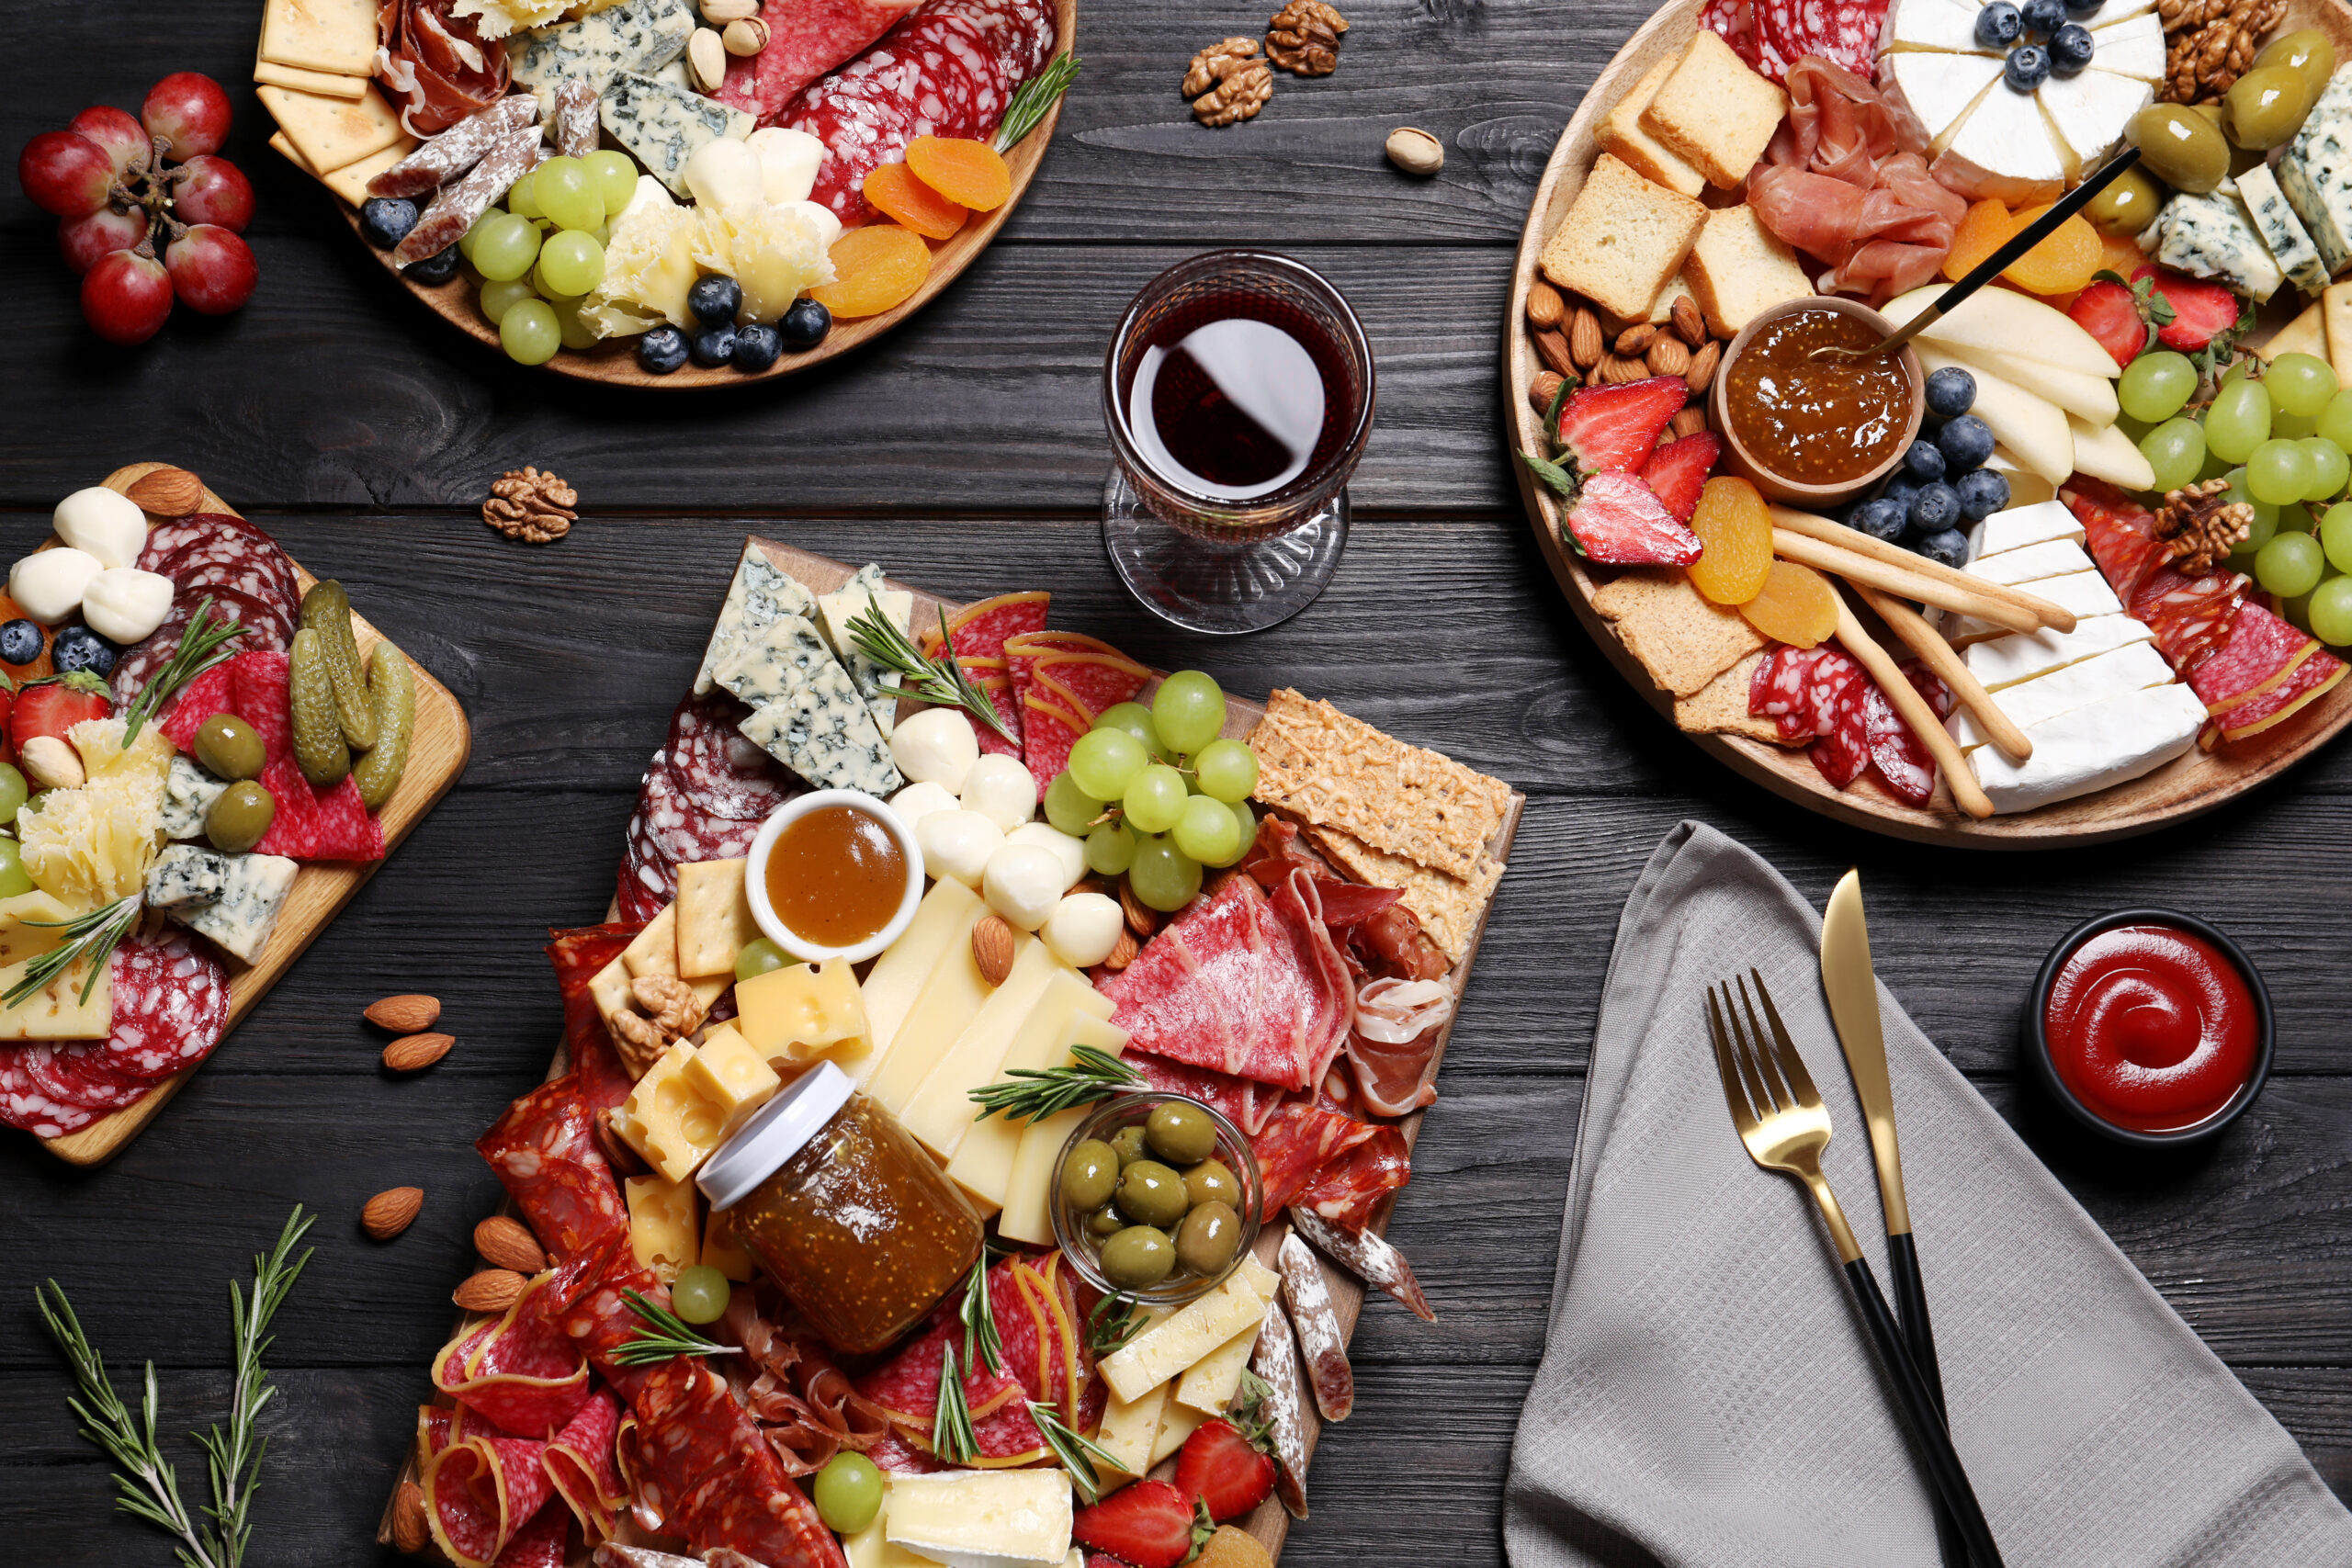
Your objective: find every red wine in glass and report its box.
[1124,301,1362,502]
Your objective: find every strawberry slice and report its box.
[1638,430,1720,523]
[1555,376,1688,476]
[13,670,111,753]
[2133,265,2243,354]
[1071,1481,1212,1568]
[2066,277,2147,370]
[1564,472,1703,566]
[1175,1416,1278,1523]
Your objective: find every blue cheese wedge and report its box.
[713,614,839,705]
[738,660,903,795]
[694,543,821,695]
[1951,642,2177,751]
[601,71,752,196]
[175,853,300,964]
[163,755,228,841]
[2280,95,2352,277]
[508,0,693,115]
[145,844,228,914]
[2292,64,2352,162]
[816,563,913,739]
[2155,184,2283,303]
[2235,164,2328,297]
[1967,681,2205,812]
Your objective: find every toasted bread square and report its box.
[1673,651,1785,741]
[1539,153,1707,322]
[1639,29,1788,188]
[1601,50,1708,197]
[1684,203,1815,338]
[1590,570,1768,698]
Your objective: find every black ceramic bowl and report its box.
[2021,908,2273,1148]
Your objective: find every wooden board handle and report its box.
[1835,597,1995,819]
[1771,506,2077,634]
[1858,586,2032,765]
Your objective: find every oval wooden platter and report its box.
[1503,0,2352,847]
[37,464,471,1165]
[338,0,1077,389]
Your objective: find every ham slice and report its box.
[377,0,510,138]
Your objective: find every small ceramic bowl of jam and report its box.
[1051,1092,1263,1306]
[2021,909,2274,1148]
[746,790,925,964]
[1712,296,1925,508]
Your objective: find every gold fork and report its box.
[1708,971,2007,1568]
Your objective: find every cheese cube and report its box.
[1151,1404,1207,1468]
[734,958,871,1072]
[1172,1258,1283,1414]
[702,1204,754,1282]
[2238,163,2329,297]
[2279,138,2352,279]
[885,1470,1072,1568]
[675,857,757,978]
[900,938,1060,1162]
[2155,186,2283,304]
[1094,1382,1170,1479]
[614,1042,727,1182]
[257,84,406,174]
[862,877,983,1063]
[1101,1261,1279,1403]
[626,1173,699,1282]
[944,985,1122,1208]
[176,852,300,964]
[684,1022,782,1140]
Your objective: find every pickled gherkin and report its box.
[352,647,416,811]
[300,580,378,750]
[288,627,351,787]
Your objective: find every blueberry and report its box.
[1955,467,2011,520]
[51,626,118,678]
[1974,1,2023,49]
[2020,0,2065,34]
[1909,481,1962,536]
[691,325,739,367]
[731,322,783,374]
[779,297,831,352]
[1938,413,1996,470]
[1917,528,1971,570]
[1883,479,1922,519]
[1848,497,1908,543]
[2005,44,2052,90]
[406,244,460,286]
[2049,22,2095,73]
[1925,366,1976,419]
[638,325,689,375]
[2064,0,2102,14]
[1903,438,1948,482]
[360,197,419,249]
[689,276,742,328]
[0,620,41,666]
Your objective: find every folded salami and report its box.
[431,1264,594,1437]
[625,1359,850,1568]
[476,1075,631,1261]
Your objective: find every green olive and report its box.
[1183,1157,1240,1210]
[1173,1201,1242,1276]
[192,713,265,783]
[1114,1159,1190,1228]
[2083,165,2164,237]
[205,780,276,853]
[1059,1139,1120,1213]
[2257,28,2337,102]
[1145,1100,1217,1166]
[1087,1203,1127,1238]
[1097,1225,1175,1290]
[2225,65,2313,152]
[2229,141,2268,177]
[2128,104,2230,195]
[1107,1124,1150,1168]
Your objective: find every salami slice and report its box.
[22,1041,153,1112]
[422,1424,554,1568]
[553,1229,669,1403]
[546,1387,628,1542]
[103,929,231,1078]
[1861,679,1935,807]
[0,1045,103,1135]
[616,818,674,923]
[639,766,763,868]
[628,1359,847,1567]
[135,513,280,570]
[662,694,798,822]
[477,1076,631,1263]
[1275,1231,1354,1422]
[1810,671,1873,788]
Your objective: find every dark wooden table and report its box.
[4,2,2348,1563]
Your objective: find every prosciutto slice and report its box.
[1748,58,1965,305]
[377,0,510,138]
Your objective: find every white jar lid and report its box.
[696,1059,854,1212]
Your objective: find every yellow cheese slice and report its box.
[885,1470,1072,1566]
[1173,1257,1283,1414]
[702,1203,754,1282]
[949,1003,1124,1211]
[860,878,982,1061]
[624,903,681,979]
[675,857,758,978]
[865,895,999,1116]
[0,892,79,966]
[259,0,379,75]
[997,1012,1134,1248]
[1101,1258,1280,1403]
[625,1173,699,1282]
[734,958,870,1073]
[842,1506,936,1568]
[899,938,1061,1161]
[258,84,405,174]
[0,955,110,1041]
[253,37,368,99]
[1094,1381,1170,1479]
[320,139,414,206]
[1150,1403,1207,1468]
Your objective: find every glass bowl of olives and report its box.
[1050,1092,1263,1307]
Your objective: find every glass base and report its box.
[1102,468,1348,635]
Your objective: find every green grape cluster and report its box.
[1051,672,1259,911]
[454,151,635,365]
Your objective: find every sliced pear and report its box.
[1984,446,2059,509]
[1929,339,2120,426]
[1917,344,2074,484]
[1884,283,2121,381]
[2068,413,2156,491]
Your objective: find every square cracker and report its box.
[1590,570,1769,699]
[1247,690,1511,881]
[259,0,379,76]
[675,858,757,979]
[1673,651,1785,742]
[258,84,405,174]
[1306,826,1504,967]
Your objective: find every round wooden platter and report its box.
[340,0,1076,389]
[1503,0,2352,847]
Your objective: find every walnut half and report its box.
[1267,0,1348,76]
[607,975,710,1077]
[1187,38,1272,126]
[483,466,578,544]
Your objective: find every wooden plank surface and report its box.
[1,0,2349,1562]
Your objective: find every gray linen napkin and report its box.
[1504,821,2352,1568]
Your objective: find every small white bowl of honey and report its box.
[745,791,926,964]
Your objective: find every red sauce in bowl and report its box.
[2043,924,2259,1134]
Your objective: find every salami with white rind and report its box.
[1247,1303,1313,1519]
[551,79,599,159]
[1276,1231,1355,1423]
[1287,1205,1436,1322]
[368,92,541,197]
[397,125,547,265]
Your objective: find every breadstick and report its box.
[1858,586,2032,765]
[1770,505,2077,633]
[1773,527,2042,636]
[1834,597,1995,819]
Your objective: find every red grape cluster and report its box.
[17,73,257,345]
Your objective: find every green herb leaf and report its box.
[1085,1292,1145,1357]
[122,599,247,746]
[994,53,1080,152]
[9,894,141,1009]
[1542,373,1573,439]
[849,604,1014,741]
[1517,446,1578,503]
[1029,1400,1122,1506]
[960,1252,1003,1375]
[610,1290,741,1367]
[968,1043,1145,1122]
[932,1342,978,1464]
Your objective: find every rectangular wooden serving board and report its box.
[38,463,472,1166]
[378,538,1522,1564]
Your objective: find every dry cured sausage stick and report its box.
[1247,1303,1312,1519]
[550,80,598,159]
[1287,1205,1435,1323]
[396,124,546,265]
[1857,585,2032,764]
[369,92,538,198]
[1834,597,1995,819]
[1276,1232,1354,1423]
[1771,505,2076,632]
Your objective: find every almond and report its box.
[1525,280,1564,332]
[453,1269,528,1314]
[1120,881,1160,938]
[474,1215,546,1275]
[392,1481,429,1553]
[127,467,205,517]
[1672,295,1707,348]
[362,1186,423,1240]
[1598,353,1649,385]
[382,1032,454,1072]
[1529,369,1566,414]
[366,994,441,1032]
[1614,322,1657,357]
[1102,924,1141,970]
[1645,335,1691,378]
[1568,307,1603,371]
[595,1108,650,1178]
[971,914,1016,987]
[1685,339,1722,396]
[1531,328,1575,380]
[1668,407,1711,440]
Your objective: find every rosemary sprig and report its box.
[968,1043,1145,1122]
[123,598,246,745]
[959,1251,1003,1375]
[610,1289,741,1367]
[994,53,1080,152]
[1030,1400,1122,1505]
[37,1205,314,1568]
[9,893,141,1009]
[848,604,1014,741]
[1086,1292,1144,1357]
[932,1342,978,1465]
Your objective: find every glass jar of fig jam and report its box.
[697,1061,983,1354]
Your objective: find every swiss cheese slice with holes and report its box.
[259,0,379,75]
[258,84,405,173]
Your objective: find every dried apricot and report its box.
[1685,476,1774,605]
[1941,199,2017,283]
[905,136,1012,212]
[809,224,933,319]
[2001,206,2102,297]
[1738,559,1839,648]
[864,161,968,241]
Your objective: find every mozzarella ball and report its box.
[890,707,980,792]
[619,173,675,222]
[81,568,175,645]
[960,753,1037,832]
[746,127,824,204]
[917,808,1002,889]
[1006,822,1086,891]
[684,137,764,211]
[788,198,843,251]
[983,843,1066,931]
[52,487,148,570]
[9,547,103,626]
[888,780,961,835]
[1042,893,1124,968]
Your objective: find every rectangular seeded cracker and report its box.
[1589,570,1767,699]
[1246,690,1511,881]
[1305,826,1503,966]
[1673,650,1783,741]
